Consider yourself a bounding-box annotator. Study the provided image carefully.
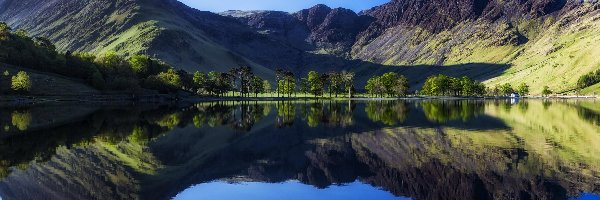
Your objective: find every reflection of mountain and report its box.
[0,100,598,200]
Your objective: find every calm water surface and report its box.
[0,99,599,200]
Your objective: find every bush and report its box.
[11,71,32,93]
[542,86,553,96]
[577,70,600,89]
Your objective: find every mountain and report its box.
[1,0,598,93]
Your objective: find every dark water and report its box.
[0,99,599,200]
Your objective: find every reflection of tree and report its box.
[421,100,484,123]
[365,101,409,125]
[277,101,296,128]
[191,102,270,131]
[307,102,324,127]
[326,101,354,127]
[231,102,266,131]
[11,110,31,131]
[155,113,182,129]
[518,101,529,113]
[576,106,600,126]
[0,106,180,180]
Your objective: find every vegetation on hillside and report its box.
[577,69,600,89]
[420,75,486,96]
[1,22,179,92]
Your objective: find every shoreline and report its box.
[0,94,597,106]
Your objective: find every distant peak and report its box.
[308,4,332,11]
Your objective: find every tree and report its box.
[33,37,56,52]
[14,29,29,39]
[500,83,514,96]
[341,71,355,97]
[328,72,343,97]
[277,78,296,97]
[263,80,271,94]
[144,69,181,92]
[380,72,398,97]
[11,71,32,93]
[577,70,600,89]
[128,55,168,78]
[307,71,323,96]
[275,68,285,97]
[542,86,553,96]
[517,83,530,96]
[250,76,264,96]
[422,74,486,96]
[299,77,310,94]
[0,22,11,41]
[365,76,385,97]
[193,71,208,94]
[393,75,410,97]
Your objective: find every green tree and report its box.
[365,76,385,97]
[277,76,296,97]
[193,71,208,94]
[128,55,168,78]
[11,71,32,93]
[577,70,600,89]
[500,83,514,96]
[0,22,11,41]
[263,80,271,94]
[328,72,343,97]
[299,77,310,94]
[250,76,264,96]
[308,71,323,96]
[14,29,29,39]
[380,72,398,97]
[393,75,410,97]
[542,86,553,96]
[517,83,530,96]
[144,69,181,92]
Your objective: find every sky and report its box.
[178,0,390,13]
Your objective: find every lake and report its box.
[0,99,599,200]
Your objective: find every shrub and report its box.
[11,71,32,93]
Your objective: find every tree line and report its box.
[365,72,409,97]
[3,21,560,97]
[420,75,487,96]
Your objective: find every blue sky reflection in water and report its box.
[173,180,409,200]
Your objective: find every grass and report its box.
[580,82,600,96]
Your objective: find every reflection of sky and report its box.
[173,180,410,200]
[571,193,600,200]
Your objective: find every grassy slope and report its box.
[580,82,600,95]
[0,64,99,96]
[91,1,275,79]
[484,11,600,94]
[353,4,600,94]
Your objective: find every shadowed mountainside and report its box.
[0,0,598,92]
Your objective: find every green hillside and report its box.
[0,0,598,93]
[352,4,600,94]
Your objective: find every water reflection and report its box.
[0,100,598,200]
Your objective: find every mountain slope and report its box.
[351,0,600,92]
[0,0,284,78]
[1,0,598,93]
